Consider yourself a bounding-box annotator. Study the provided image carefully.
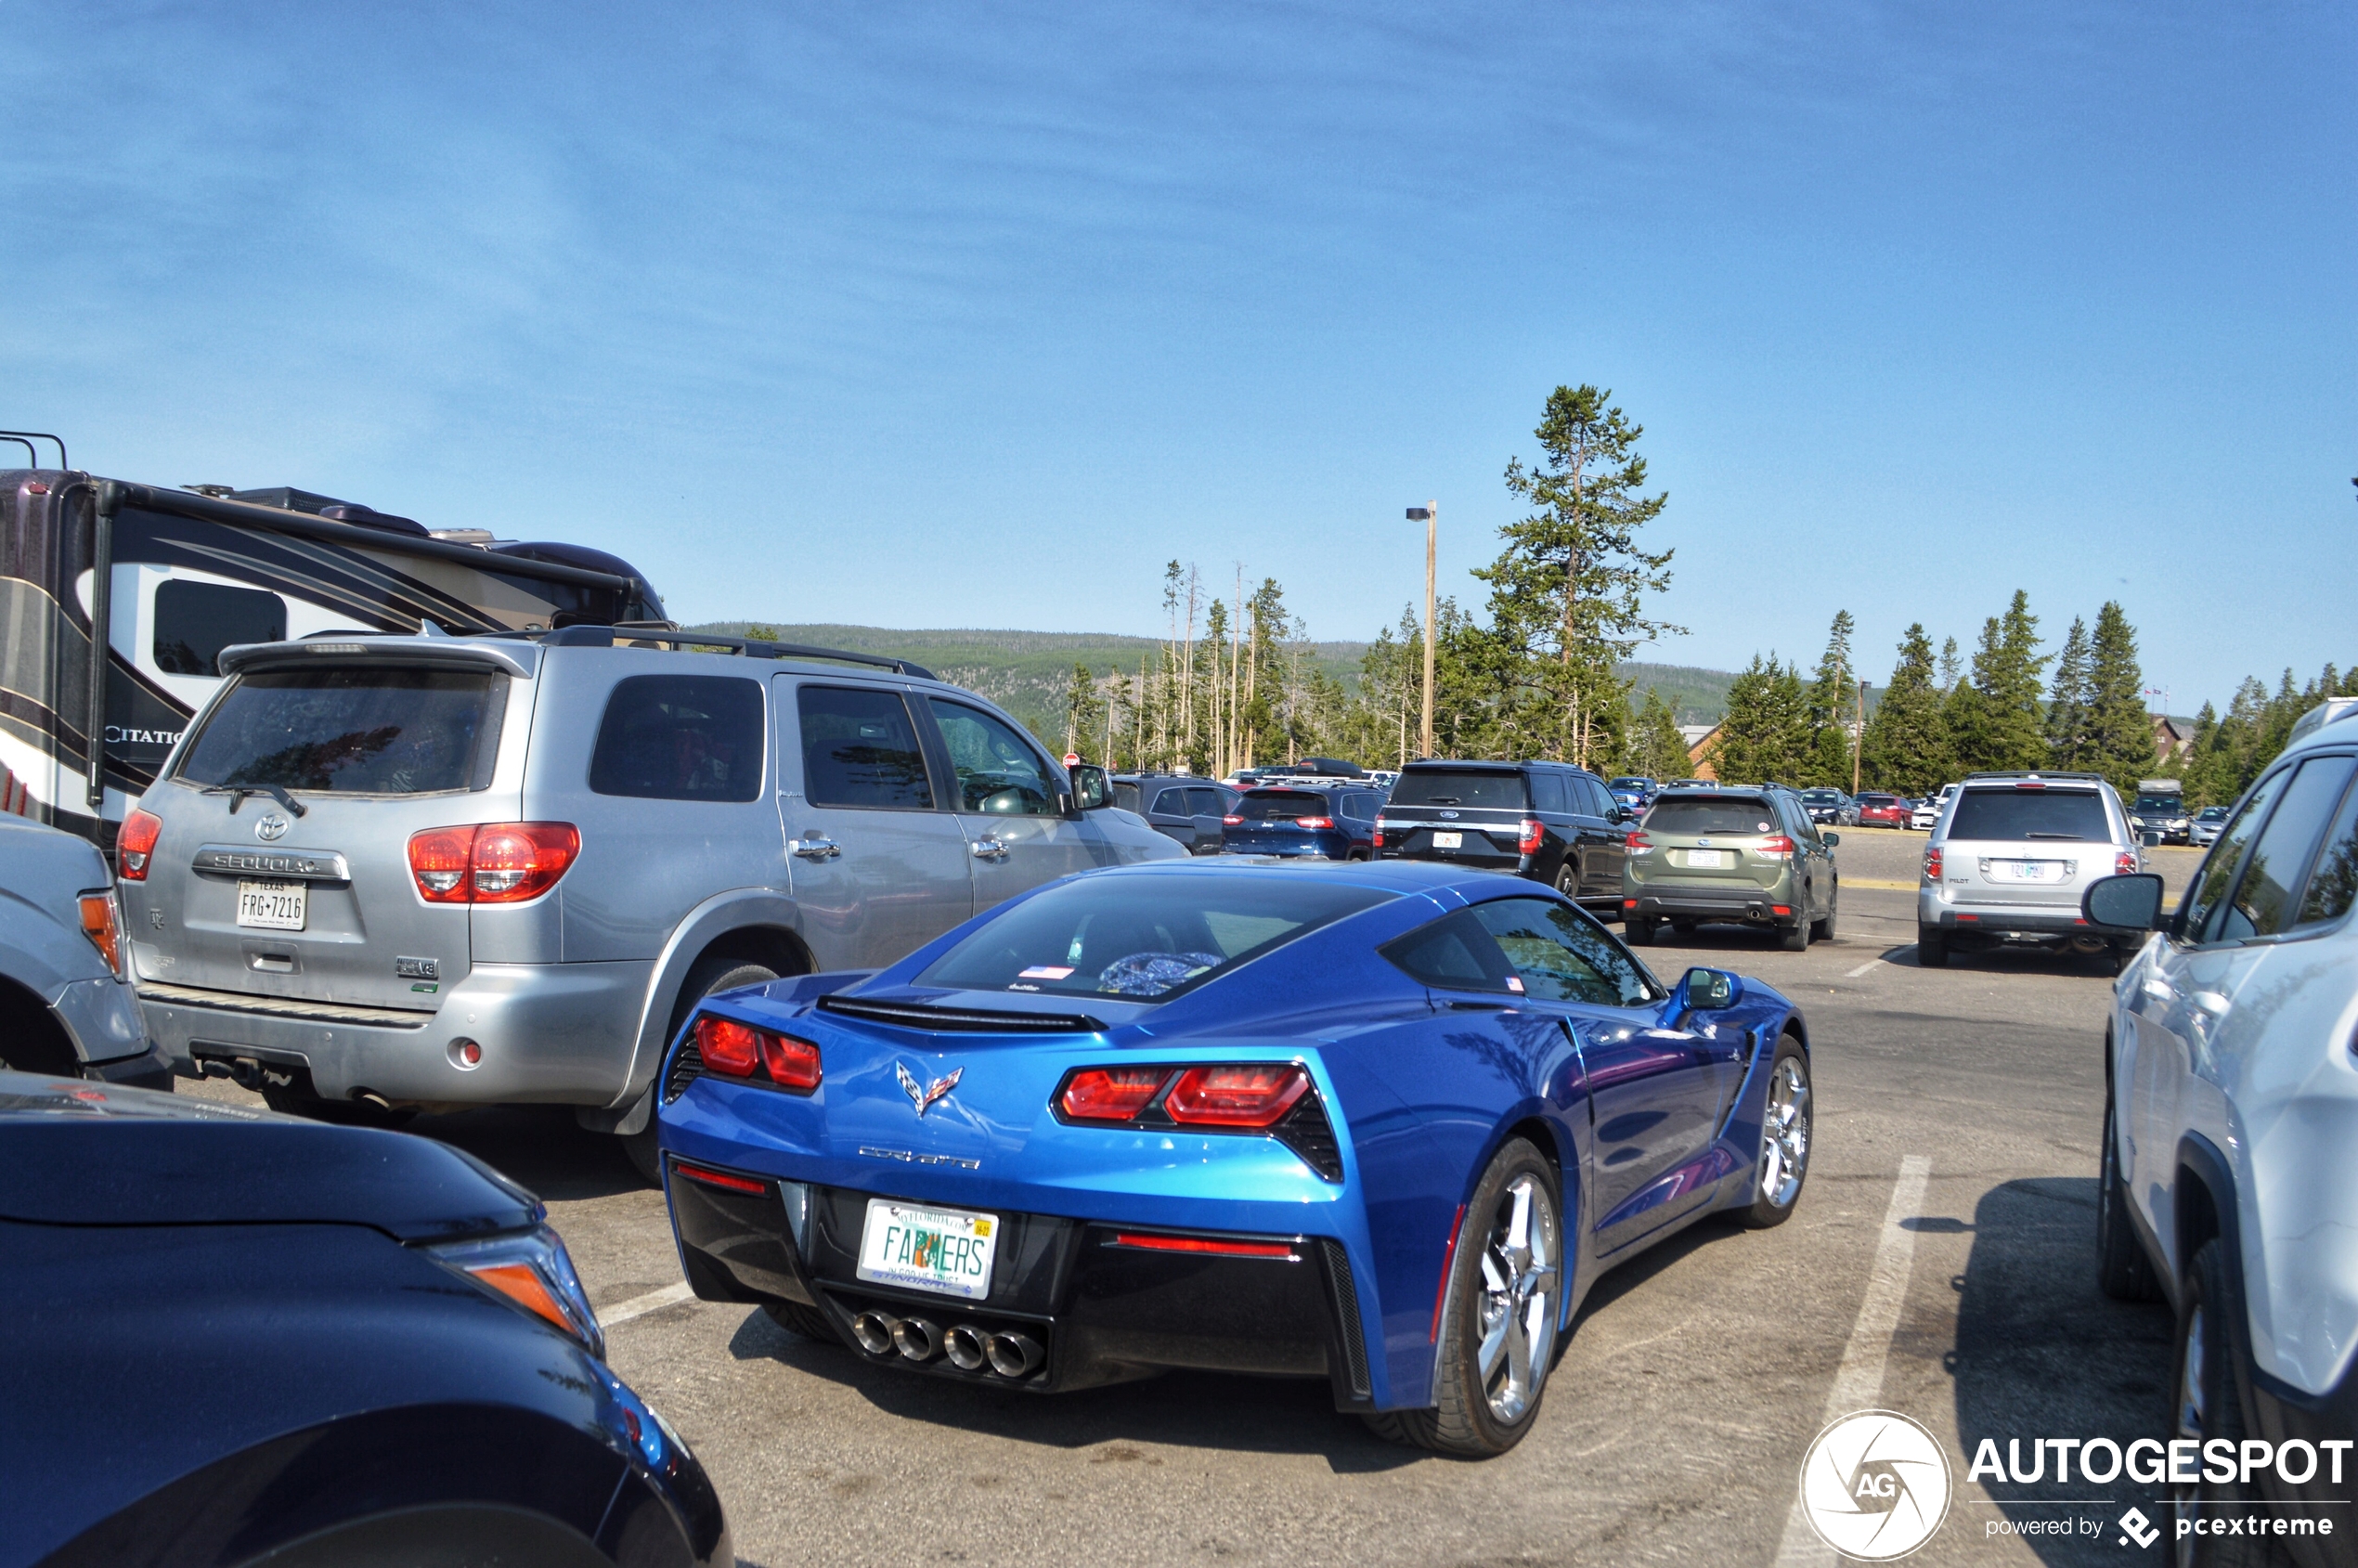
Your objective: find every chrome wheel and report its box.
[1475,1173,1559,1423]
[1759,1056,1811,1208]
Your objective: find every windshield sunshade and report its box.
[913,874,1393,1002]
[177,667,505,796]
[1948,789,2109,841]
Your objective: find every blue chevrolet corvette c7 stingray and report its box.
[655,859,1812,1456]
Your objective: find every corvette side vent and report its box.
[1273,1093,1343,1181]
[816,995,1108,1034]
[1319,1239,1371,1398]
[662,1031,705,1103]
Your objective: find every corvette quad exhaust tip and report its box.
[943,1324,990,1371]
[893,1317,944,1361]
[986,1331,1043,1379]
[850,1312,897,1355]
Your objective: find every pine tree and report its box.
[1710,655,1811,785]
[1950,591,2050,771]
[2083,602,2151,794]
[1804,610,1859,787]
[1938,637,1962,693]
[2045,616,2092,770]
[1624,686,1691,782]
[1062,663,1104,761]
[1861,624,1950,794]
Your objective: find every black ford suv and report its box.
[1373,758,1630,912]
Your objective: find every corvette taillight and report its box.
[1054,1062,1312,1130]
[693,1014,821,1093]
[408,823,579,904]
[116,809,162,881]
[1519,819,1544,854]
[1059,1066,1171,1121]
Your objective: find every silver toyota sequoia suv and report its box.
[1916,770,2144,971]
[118,626,1177,1172]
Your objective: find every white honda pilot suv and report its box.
[2087,702,2358,1555]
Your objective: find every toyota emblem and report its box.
[255,811,291,842]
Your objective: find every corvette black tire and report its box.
[1916,925,1949,968]
[2171,1239,2291,1565]
[1738,1036,1811,1228]
[761,1299,839,1344]
[1364,1138,1561,1458]
[2096,1091,2165,1302]
[624,957,780,1182]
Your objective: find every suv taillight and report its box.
[408,823,581,904]
[116,809,162,882]
[1519,819,1544,854]
[1924,847,1943,880]
[1295,816,1334,829]
[1626,830,1652,851]
[1756,835,1794,855]
[2116,849,2137,875]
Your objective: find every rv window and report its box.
[154,581,286,676]
[590,675,765,802]
[177,667,504,795]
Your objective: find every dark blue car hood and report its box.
[0,1074,537,1240]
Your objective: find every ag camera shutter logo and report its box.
[1798,1409,1952,1560]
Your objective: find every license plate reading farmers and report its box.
[856,1199,997,1301]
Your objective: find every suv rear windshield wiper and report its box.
[201,783,308,818]
[2022,830,2085,839]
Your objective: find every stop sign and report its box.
[1063,752,1081,768]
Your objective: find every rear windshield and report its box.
[1857,794,1899,806]
[1610,778,1651,791]
[1389,769,1527,809]
[1235,790,1329,820]
[2132,795,2183,814]
[913,873,1393,1001]
[177,667,504,795]
[1801,791,1843,803]
[1643,797,1779,835]
[1948,788,2109,841]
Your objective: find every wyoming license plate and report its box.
[235,879,306,931]
[1431,831,1462,849]
[855,1198,998,1301]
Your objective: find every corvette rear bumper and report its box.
[665,1158,1375,1409]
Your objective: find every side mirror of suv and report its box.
[2082,874,2166,931]
[2140,830,2163,849]
[1069,764,1114,810]
[1821,831,1840,848]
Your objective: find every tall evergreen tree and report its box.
[1804,610,1859,787]
[1950,591,2049,771]
[2083,602,2151,794]
[1938,637,1962,693]
[1623,686,1692,782]
[1710,655,1811,785]
[1860,624,1950,794]
[1062,662,1105,761]
[2045,616,2092,770]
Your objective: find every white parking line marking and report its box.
[1843,960,1879,978]
[1770,1155,1934,1567]
[600,1282,695,1328]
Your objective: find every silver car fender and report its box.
[603,888,809,1121]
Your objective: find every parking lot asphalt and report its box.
[185,828,2211,1567]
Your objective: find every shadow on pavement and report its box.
[1950,1176,2173,1564]
[407,1104,650,1202]
[722,1309,1423,1474]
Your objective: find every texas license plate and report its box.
[235,879,306,930]
[1431,831,1462,849]
[855,1198,998,1301]
[1686,849,1729,868]
[2002,862,2050,881]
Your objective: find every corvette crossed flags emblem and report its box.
[896,1062,963,1118]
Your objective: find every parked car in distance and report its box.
[119,627,1178,1176]
[1374,759,1630,913]
[2188,804,2230,848]
[657,860,1815,1458]
[1855,792,1910,828]
[6,1069,729,1567]
[1916,771,2142,970]
[2086,706,2358,1544]
[1796,788,1858,827]
[0,814,169,1086]
[1608,776,1657,813]
[1113,774,1237,854]
[1221,784,1382,860]
[1909,796,1940,830]
[2128,780,2193,846]
[1623,785,1839,951]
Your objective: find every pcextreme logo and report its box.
[1799,1410,1954,1561]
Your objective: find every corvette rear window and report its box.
[1643,797,1777,836]
[1947,789,2109,842]
[913,874,1393,1001]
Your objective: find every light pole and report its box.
[1406,502,1436,758]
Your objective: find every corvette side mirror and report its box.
[1678,967,1738,1010]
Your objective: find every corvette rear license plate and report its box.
[1685,849,1729,868]
[235,879,306,931]
[855,1198,997,1301]
[1431,831,1462,849]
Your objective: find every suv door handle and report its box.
[972,836,1010,860]
[789,836,841,862]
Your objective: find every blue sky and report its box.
[6,2,2351,711]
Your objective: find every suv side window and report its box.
[590,675,766,802]
[1341,791,1379,821]
[2211,756,2358,942]
[1148,785,1189,816]
[1531,771,1570,814]
[2297,771,2358,930]
[2180,771,2287,941]
[1471,896,1658,1006]
[1190,787,1228,817]
[927,699,1058,816]
[797,686,934,810]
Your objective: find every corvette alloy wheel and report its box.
[1742,1039,1812,1227]
[1476,1173,1560,1425]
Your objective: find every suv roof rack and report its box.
[1963,770,2104,783]
[509,623,936,680]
